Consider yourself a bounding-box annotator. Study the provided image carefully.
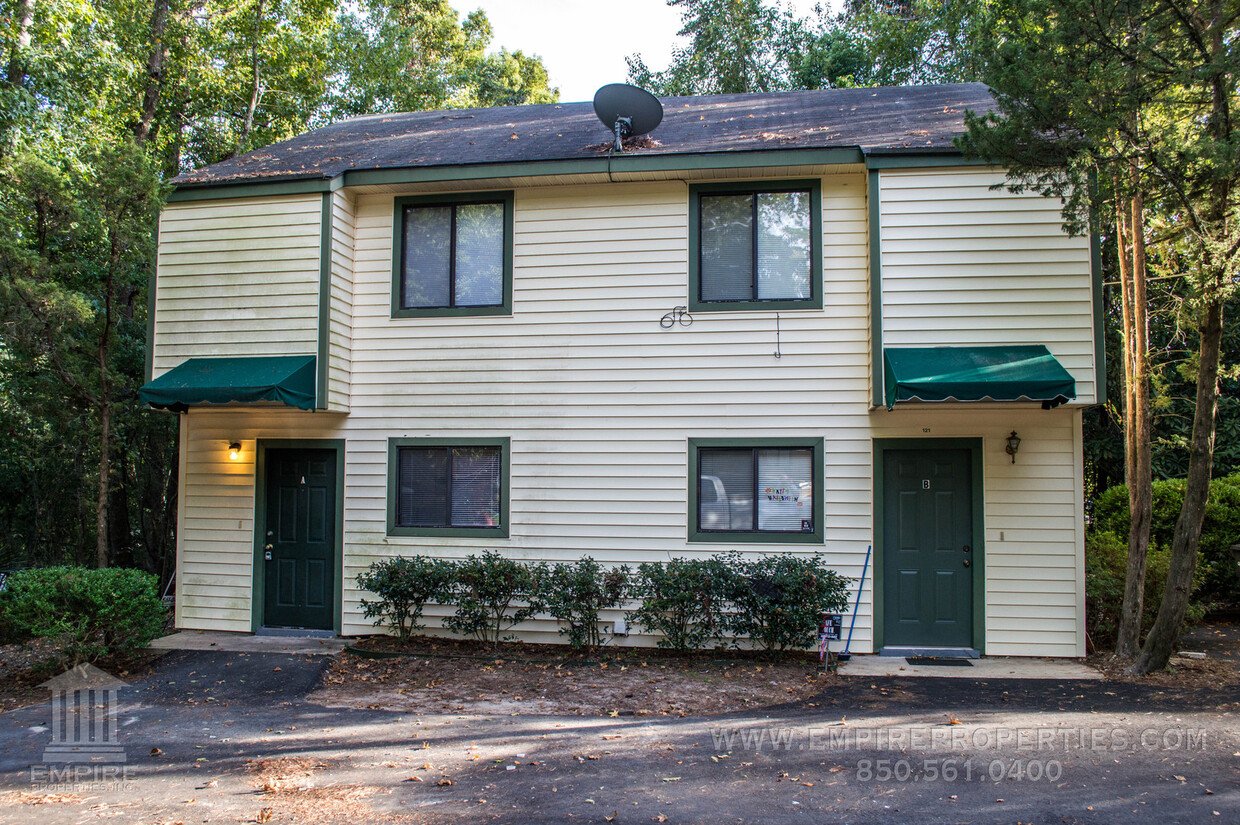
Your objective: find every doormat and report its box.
[905,657,973,666]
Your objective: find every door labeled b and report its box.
[882,449,973,649]
[262,448,336,630]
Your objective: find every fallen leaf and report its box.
[662,777,681,782]
[437,778,454,787]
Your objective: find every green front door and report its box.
[263,449,336,630]
[882,449,973,649]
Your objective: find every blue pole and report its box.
[843,544,871,655]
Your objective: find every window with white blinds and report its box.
[697,446,815,534]
[396,445,502,529]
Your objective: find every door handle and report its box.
[264,543,274,551]
[963,559,971,568]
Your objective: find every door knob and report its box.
[264,543,274,551]
[963,559,971,568]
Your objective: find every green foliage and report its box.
[0,566,167,667]
[443,551,544,647]
[356,555,454,642]
[626,556,736,651]
[1093,476,1240,604]
[1085,531,1206,649]
[541,558,629,649]
[726,554,850,653]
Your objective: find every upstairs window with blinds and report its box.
[389,440,508,536]
[393,193,513,318]
[689,439,823,543]
[690,181,822,312]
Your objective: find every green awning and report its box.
[884,345,1076,410]
[140,355,317,412]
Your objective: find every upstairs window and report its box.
[388,438,510,537]
[689,181,822,312]
[392,192,513,318]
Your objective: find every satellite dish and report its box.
[593,84,663,151]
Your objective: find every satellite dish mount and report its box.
[593,84,663,152]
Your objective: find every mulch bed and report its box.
[309,635,832,717]
[0,638,165,712]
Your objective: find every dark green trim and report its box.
[387,437,511,538]
[390,191,515,319]
[317,193,332,409]
[864,154,989,170]
[868,170,884,408]
[167,177,333,202]
[687,437,825,544]
[168,148,870,202]
[145,220,159,383]
[251,438,346,634]
[1090,227,1106,406]
[871,438,985,654]
[687,180,824,313]
[348,148,865,189]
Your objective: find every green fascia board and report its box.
[167,177,334,203]
[687,179,824,313]
[687,437,825,544]
[168,148,869,202]
[140,355,317,411]
[390,191,515,319]
[883,345,1077,410]
[863,153,987,169]
[386,437,511,539]
[871,437,985,654]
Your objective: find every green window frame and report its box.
[687,437,824,544]
[387,437,510,538]
[688,180,823,313]
[391,191,514,318]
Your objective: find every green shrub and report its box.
[1093,474,1240,605]
[726,554,850,653]
[356,556,455,642]
[0,566,166,667]
[443,551,544,647]
[1085,530,1207,648]
[626,556,736,651]
[542,557,629,649]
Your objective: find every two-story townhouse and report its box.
[141,83,1100,658]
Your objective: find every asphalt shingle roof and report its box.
[173,83,995,187]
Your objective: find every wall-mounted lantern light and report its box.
[228,442,241,461]
[1005,431,1021,464]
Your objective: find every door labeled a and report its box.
[263,448,336,630]
[882,449,973,649]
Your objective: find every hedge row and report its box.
[357,550,850,653]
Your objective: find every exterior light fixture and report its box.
[1005,431,1021,464]
[228,442,241,461]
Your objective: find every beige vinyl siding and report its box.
[328,191,355,410]
[878,167,1096,404]
[152,194,323,378]
[174,174,1084,656]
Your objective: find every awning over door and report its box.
[883,345,1076,410]
[139,355,317,412]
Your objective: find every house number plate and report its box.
[923,479,931,489]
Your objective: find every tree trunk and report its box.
[239,0,264,151]
[1131,298,1222,673]
[1115,173,1153,658]
[134,0,171,146]
[4,0,35,89]
[96,399,111,568]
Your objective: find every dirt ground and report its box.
[0,639,164,711]
[309,636,831,717]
